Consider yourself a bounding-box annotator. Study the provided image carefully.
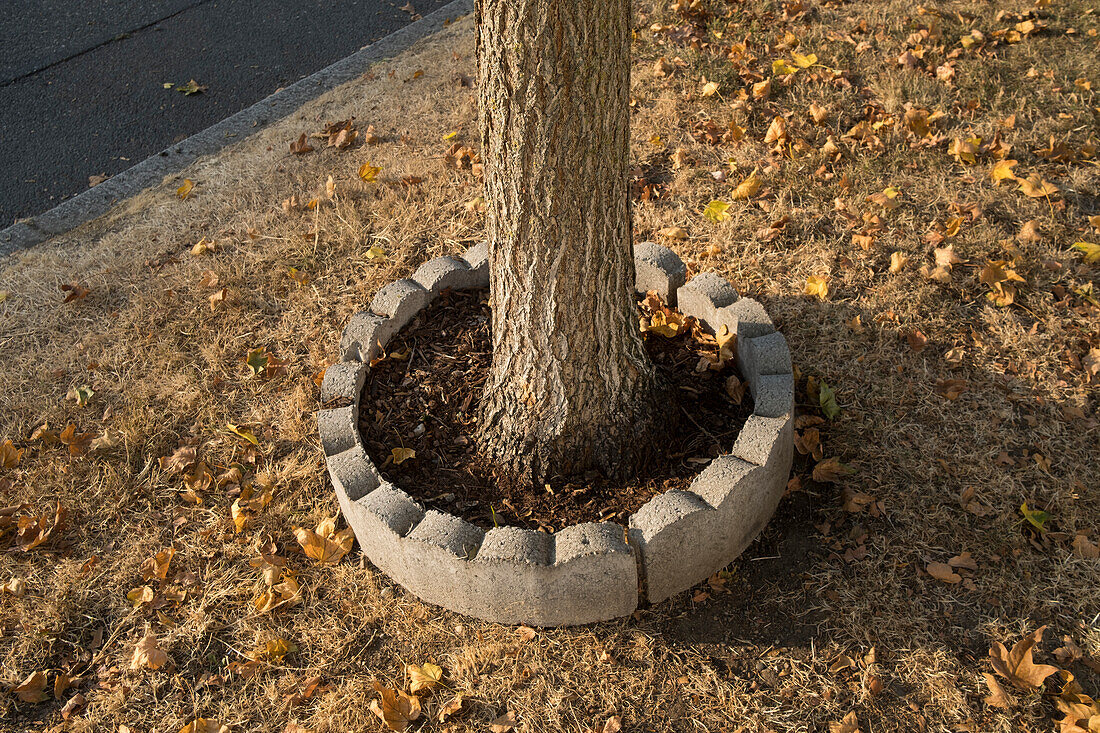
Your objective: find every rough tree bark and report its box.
[475,0,660,483]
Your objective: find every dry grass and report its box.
[1,0,1098,731]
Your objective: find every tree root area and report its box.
[357,288,754,531]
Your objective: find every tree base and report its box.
[476,384,666,487]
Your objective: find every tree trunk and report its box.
[476,0,659,483]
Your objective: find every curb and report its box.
[321,242,796,626]
[0,0,475,258]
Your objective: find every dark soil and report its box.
[357,288,754,531]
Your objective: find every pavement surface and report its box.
[0,0,451,227]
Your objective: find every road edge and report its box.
[0,0,475,258]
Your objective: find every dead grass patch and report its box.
[0,0,1098,731]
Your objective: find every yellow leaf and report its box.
[358,163,381,182]
[804,275,829,300]
[989,159,1018,183]
[950,137,979,165]
[179,719,230,733]
[1071,242,1100,263]
[391,447,416,465]
[731,168,762,200]
[257,637,297,662]
[442,131,458,140]
[772,59,798,75]
[176,179,194,199]
[703,200,732,222]
[226,423,259,445]
[701,80,719,96]
[295,525,354,565]
[1017,174,1058,198]
[131,633,169,670]
[943,216,964,238]
[407,662,443,693]
[792,51,818,68]
[365,245,387,261]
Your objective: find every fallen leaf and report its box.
[407,662,443,693]
[369,681,422,732]
[226,423,259,445]
[131,633,169,670]
[490,711,517,733]
[989,626,1059,690]
[176,179,194,199]
[731,168,762,200]
[295,522,355,565]
[904,330,927,352]
[391,447,415,465]
[290,133,314,155]
[438,694,463,722]
[926,562,961,584]
[1072,242,1100,264]
[659,226,688,240]
[983,672,1014,708]
[804,275,829,300]
[830,711,860,733]
[60,282,90,303]
[1072,534,1099,559]
[703,200,731,223]
[818,381,840,419]
[179,720,229,733]
[1017,174,1059,198]
[60,692,86,721]
[0,439,24,469]
[813,457,854,483]
[1020,502,1051,532]
[12,671,48,702]
[177,79,206,95]
[889,251,909,273]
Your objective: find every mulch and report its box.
[358,288,754,531]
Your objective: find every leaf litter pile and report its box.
[0,0,1098,730]
[357,289,753,531]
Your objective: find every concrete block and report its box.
[738,331,792,394]
[407,510,485,560]
[326,445,382,501]
[370,278,430,327]
[412,256,481,295]
[725,297,775,340]
[339,311,400,363]
[477,527,553,565]
[320,362,367,405]
[459,241,489,286]
[677,272,739,333]
[317,406,359,456]
[628,490,719,603]
[358,483,425,536]
[753,373,794,419]
[731,414,793,468]
[633,241,687,304]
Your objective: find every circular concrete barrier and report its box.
[319,242,794,626]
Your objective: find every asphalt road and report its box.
[0,0,451,227]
